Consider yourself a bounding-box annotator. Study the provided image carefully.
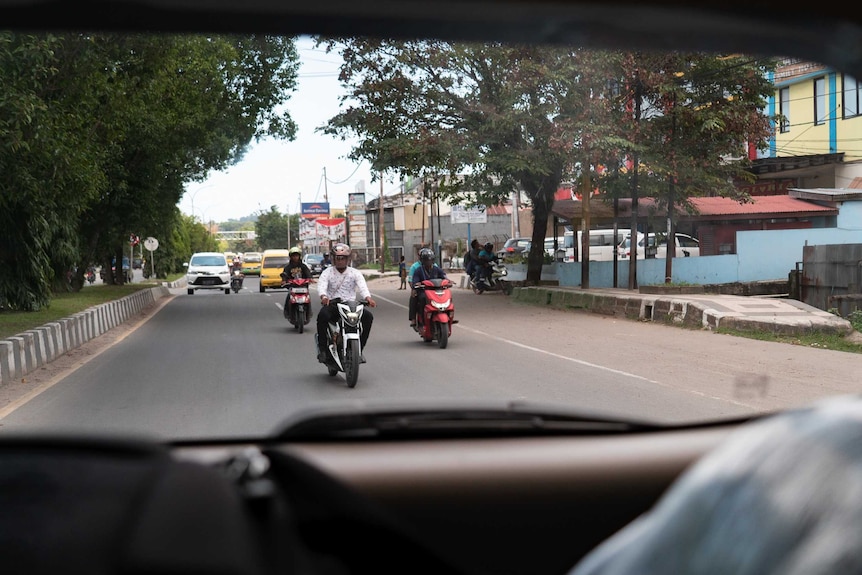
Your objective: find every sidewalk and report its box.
[508,285,855,337]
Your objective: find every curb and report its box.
[0,285,171,388]
[510,286,854,337]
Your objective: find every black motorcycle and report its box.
[317,298,365,388]
[230,270,244,293]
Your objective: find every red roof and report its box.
[687,196,837,217]
[551,194,838,223]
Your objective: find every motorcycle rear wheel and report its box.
[345,339,360,389]
[297,307,305,334]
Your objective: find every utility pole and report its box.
[323,167,329,202]
[379,174,385,273]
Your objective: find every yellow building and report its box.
[773,59,862,164]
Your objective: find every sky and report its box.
[177,36,396,224]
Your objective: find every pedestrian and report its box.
[398,255,407,289]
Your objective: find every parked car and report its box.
[241,251,262,275]
[618,232,701,259]
[303,252,324,276]
[183,252,231,294]
[259,248,291,291]
[497,237,531,259]
[563,229,624,262]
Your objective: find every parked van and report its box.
[563,229,625,262]
[618,232,700,259]
[259,249,291,292]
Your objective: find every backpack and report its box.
[463,250,472,268]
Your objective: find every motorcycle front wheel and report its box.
[435,322,448,349]
[345,339,360,389]
[297,307,305,334]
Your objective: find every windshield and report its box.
[1,25,861,442]
[190,255,226,266]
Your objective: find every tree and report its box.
[255,206,291,250]
[321,40,775,285]
[0,32,300,308]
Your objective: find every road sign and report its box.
[144,237,159,251]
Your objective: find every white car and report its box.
[618,233,700,259]
[184,252,231,294]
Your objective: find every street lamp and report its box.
[187,184,215,222]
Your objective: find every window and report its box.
[814,77,827,125]
[844,74,860,118]
[190,255,226,266]
[779,86,790,132]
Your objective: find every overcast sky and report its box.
[177,36,396,224]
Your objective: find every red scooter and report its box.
[413,277,456,349]
[281,276,313,333]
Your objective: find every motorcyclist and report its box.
[231,255,243,275]
[321,252,332,270]
[316,243,376,363]
[409,248,448,328]
[281,247,312,319]
[464,239,481,282]
[475,242,498,287]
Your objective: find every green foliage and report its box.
[255,206,291,250]
[0,32,299,307]
[319,41,775,283]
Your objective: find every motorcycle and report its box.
[86,269,96,285]
[471,260,509,294]
[414,278,456,348]
[230,269,244,293]
[281,277,313,333]
[317,298,365,388]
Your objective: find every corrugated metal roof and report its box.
[687,195,837,216]
[551,194,839,223]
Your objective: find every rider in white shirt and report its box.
[316,243,377,362]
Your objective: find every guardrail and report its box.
[0,285,171,387]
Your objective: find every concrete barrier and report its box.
[0,285,170,388]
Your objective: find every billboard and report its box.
[301,202,330,218]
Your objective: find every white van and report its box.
[563,229,626,262]
[544,236,566,259]
[618,232,700,259]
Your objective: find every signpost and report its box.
[144,237,159,279]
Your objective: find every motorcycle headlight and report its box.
[433,300,450,310]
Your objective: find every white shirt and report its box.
[317,265,371,302]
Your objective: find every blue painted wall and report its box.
[553,221,862,287]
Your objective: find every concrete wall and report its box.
[551,227,862,287]
[0,285,170,388]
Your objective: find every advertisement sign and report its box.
[301,202,330,218]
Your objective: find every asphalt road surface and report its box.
[1,274,859,440]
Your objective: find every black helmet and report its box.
[419,248,435,263]
[484,242,494,252]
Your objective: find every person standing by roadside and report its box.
[398,255,407,289]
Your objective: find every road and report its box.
[1,273,860,440]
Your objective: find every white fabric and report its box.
[317,265,371,302]
[569,394,862,575]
